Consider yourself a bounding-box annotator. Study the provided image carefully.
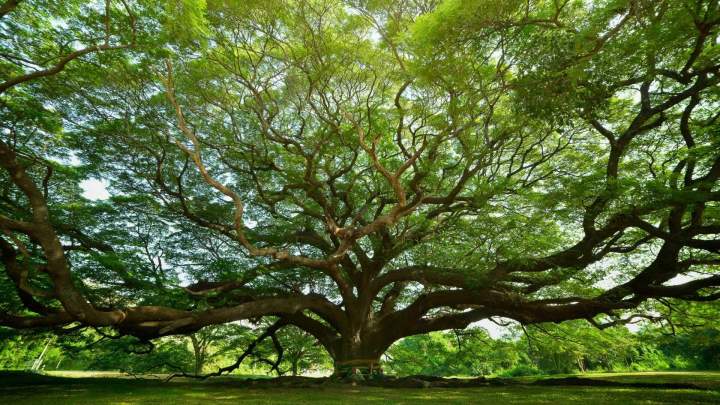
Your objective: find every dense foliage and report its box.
[0,0,718,376]
[0,322,331,376]
[389,303,720,376]
[3,306,719,377]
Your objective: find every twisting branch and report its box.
[0,0,21,19]
[165,319,288,381]
[0,140,126,325]
[0,0,136,94]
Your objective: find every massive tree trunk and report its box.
[330,340,385,378]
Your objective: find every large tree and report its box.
[1,0,719,376]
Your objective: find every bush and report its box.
[499,364,541,377]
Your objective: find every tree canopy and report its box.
[1,0,719,376]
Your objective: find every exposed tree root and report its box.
[183,375,710,391]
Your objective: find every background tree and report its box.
[275,325,332,376]
[387,328,522,376]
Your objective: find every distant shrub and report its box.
[499,365,541,377]
[668,356,692,370]
[631,347,670,371]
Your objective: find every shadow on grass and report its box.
[1,371,720,405]
[1,370,715,390]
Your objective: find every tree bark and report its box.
[190,334,205,376]
[330,342,384,378]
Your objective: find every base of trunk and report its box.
[332,358,383,380]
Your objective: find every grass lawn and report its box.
[1,371,719,404]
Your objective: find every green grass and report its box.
[1,371,719,404]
